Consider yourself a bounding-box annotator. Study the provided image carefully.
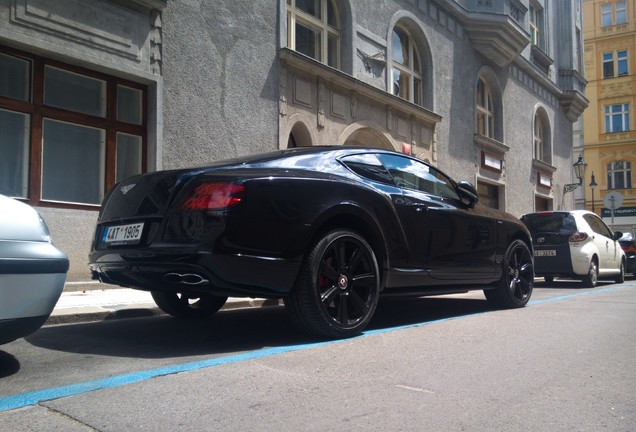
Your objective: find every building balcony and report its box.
[558,69,589,122]
[463,12,530,67]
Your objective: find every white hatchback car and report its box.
[0,195,69,345]
[521,210,626,287]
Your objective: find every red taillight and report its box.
[569,231,588,242]
[179,183,245,211]
[622,245,636,253]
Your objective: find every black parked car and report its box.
[619,232,636,276]
[89,146,534,338]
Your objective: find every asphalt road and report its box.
[1,280,635,431]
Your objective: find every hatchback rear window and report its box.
[521,213,577,235]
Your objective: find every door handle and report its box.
[410,203,428,212]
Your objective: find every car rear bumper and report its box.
[0,315,50,345]
[90,250,301,298]
[0,272,66,344]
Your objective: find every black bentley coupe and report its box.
[89,146,534,338]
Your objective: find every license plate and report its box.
[102,222,144,245]
[534,249,556,257]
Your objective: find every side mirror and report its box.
[457,181,478,208]
[613,231,623,241]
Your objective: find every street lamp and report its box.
[563,154,588,193]
[589,172,598,213]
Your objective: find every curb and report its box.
[46,297,284,326]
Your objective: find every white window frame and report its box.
[616,1,627,24]
[476,77,495,138]
[601,4,613,27]
[604,103,630,133]
[603,52,614,78]
[286,0,340,68]
[534,114,544,161]
[390,26,422,105]
[529,4,542,47]
[617,50,628,76]
[607,161,632,189]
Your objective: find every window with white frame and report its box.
[617,50,628,76]
[604,103,630,133]
[529,3,544,48]
[476,77,494,138]
[0,47,146,207]
[534,115,544,161]
[603,52,614,78]
[602,4,613,26]
[603,50,629,78]
[602,1,628,27]
[616,0,627,24]
[607,161,632,189]
[391,26,422,105]
[286,0,340,68]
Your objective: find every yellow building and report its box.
[583,0,636,234]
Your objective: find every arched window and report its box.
[476,77,494,138]
[533,109,551,163]
[287,0,340,68]
[534,115,544,160]
[391,26,422,105]
[607,161,632,189]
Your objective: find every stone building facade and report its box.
[0,0,586,283]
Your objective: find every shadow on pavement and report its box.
[24,296,492,360]
[0,351,20,378]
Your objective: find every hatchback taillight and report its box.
[622,245,636,253]
[569,231,588,243]
[179,183,245,211]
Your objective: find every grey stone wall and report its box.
[160,0,280,168]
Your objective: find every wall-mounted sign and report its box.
[538,172,552,189]
[481,152,502,173]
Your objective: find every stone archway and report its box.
[342,126,394,150]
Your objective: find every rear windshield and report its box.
[521,213,577,235]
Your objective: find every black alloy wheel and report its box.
[285,229,380,338]
[151,291,228,319]
[484,239,534,308]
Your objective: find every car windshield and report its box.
[522,213,577,236]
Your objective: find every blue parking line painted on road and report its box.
[0,284,632,412]
[528,285,630,306]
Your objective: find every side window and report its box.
[339,153,394,184]
[377,154,459,200]
[584,214,612,238]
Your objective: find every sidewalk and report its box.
[47,284,282,325]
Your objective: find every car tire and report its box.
[285,229,380,338]
[581,259,598,288]
[484,239,534,309]
[151,291,227,319]
[615,259,625,284]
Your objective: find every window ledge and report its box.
[532,158,556,174]
[474,134,509,155]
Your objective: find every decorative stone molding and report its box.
[317,78,326,128]
[150,10,162,75]
[11,0,144,60]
